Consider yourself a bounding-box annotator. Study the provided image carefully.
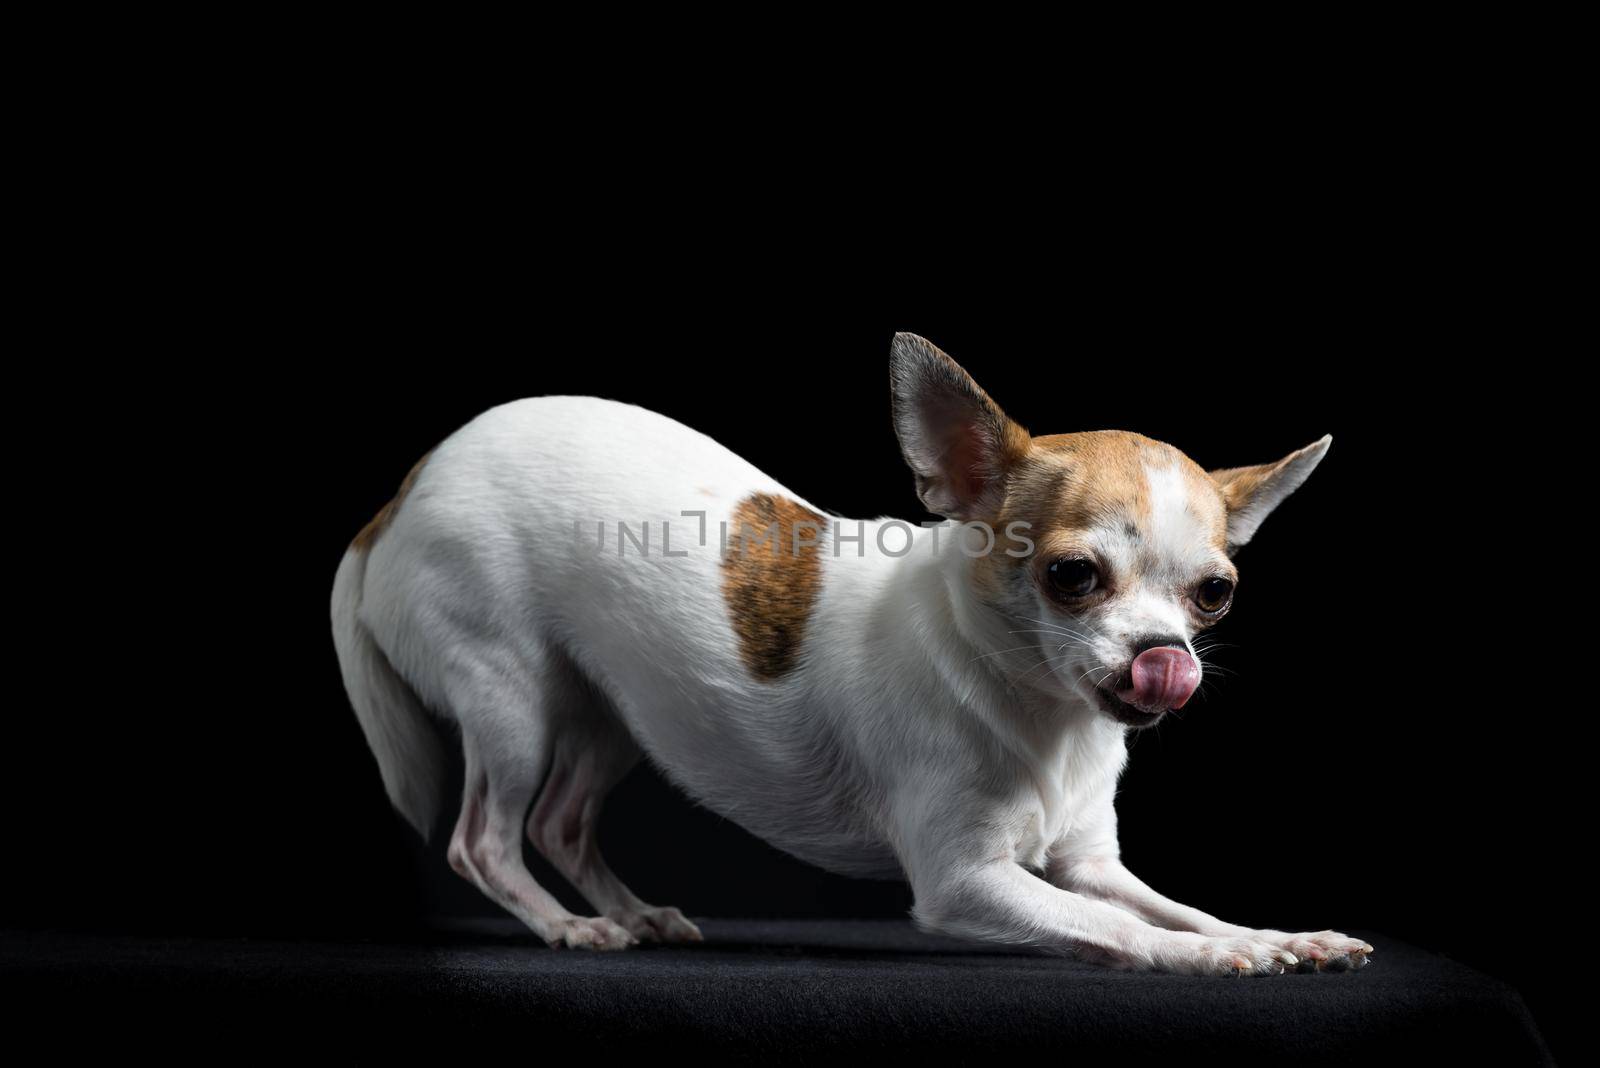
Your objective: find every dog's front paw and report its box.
[1255,929,1373,971]
[1139,932,1300,976]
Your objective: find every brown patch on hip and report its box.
[722,493,827,680]
[350,449,433,552]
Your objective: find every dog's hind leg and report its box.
[526,662,703,944]
[444,651,637,951]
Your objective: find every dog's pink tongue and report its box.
[1121,647,1201,710]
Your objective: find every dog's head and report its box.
[889,332,1329,728]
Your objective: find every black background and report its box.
[8,194,1576,1056]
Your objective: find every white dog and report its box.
[331,332,1371,975]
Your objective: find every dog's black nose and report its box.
[1129,634,1189,657]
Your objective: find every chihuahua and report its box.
[331,332,1369,974]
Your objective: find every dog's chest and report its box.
[1009,809,1056,872]
[1006,727,1127,869]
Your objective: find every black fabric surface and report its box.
[2,919,1549,1062]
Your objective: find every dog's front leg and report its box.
[906,849,1298,976]
[1049,803,1373,970]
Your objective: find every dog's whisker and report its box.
[1007,629,1093,644]
[1005,614,1102,642]
[968,644,1056,664]
[1017,653,1078,685]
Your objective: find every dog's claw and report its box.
[1257,931,1371,975]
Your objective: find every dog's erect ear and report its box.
[889,332,1030,521]
[1210,435,1332,551]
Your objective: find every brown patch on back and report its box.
[351,450,433,552]
[722,493,827,680]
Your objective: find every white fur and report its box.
[330,388,1364,971]
[1145,461,1214,578]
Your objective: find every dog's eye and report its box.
[1194,577,1234,614]
[1047,559,1099,599]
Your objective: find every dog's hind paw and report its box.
[549,916,638,951]
[605,905,704,944]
